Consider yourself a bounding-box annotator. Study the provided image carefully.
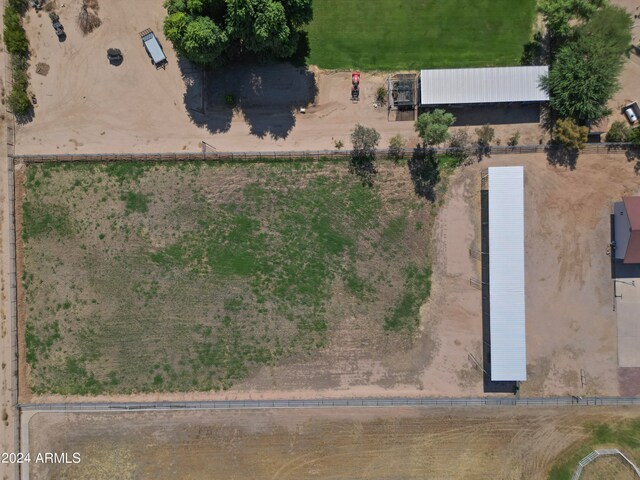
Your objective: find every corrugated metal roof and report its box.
[488,166,527,381]
[420,66,549,105]
[143,33,166,65]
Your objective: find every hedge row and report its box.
[3,0,31,117]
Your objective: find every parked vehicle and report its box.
[48,12,65,39]
[107,48,123,65]
[139,29,167,68]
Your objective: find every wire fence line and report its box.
[2,0,21,478]
[17,396,640,412]
[11,142,638,164]
[572,449,640,480]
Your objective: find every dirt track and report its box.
[24,406,640,480]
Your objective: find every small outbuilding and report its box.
[614,196,640,264]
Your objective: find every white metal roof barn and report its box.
[420,66,549,105]
[488,166,526,381]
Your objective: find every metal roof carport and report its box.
[420,66,549,106]
[488,166,527,382]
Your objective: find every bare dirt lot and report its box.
[11,151,640,404]
[23,406,640,480]
[17,160,436,397]
[17,0,544,156]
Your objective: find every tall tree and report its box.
[414,109,456,147]
[540,5,632,124]
[163,0,312,65]
[538,0,605,39]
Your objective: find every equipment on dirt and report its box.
[31,94,37,105]
[107,48,123,65]
[351,71,360,102]
[30,0,43,11]
[139,29,167,69]
[48,12,65,38]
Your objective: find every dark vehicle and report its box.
[49,12,65,39]
[53,21,64,37]
[30,0,43,11]
[107,48,123,65]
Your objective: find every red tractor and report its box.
[351,71,360,102]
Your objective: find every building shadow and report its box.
[180,59,317,140]
[481,187,518,394]
[420,104,541,126]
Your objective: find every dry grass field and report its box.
[24,407,640,480]
[17,159,436,395]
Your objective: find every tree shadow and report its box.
[180,59,317,140]
[625,147,640,175]
[520,31,549,66]
[407,145,439,201]
[348,154,377,187]
[546,142,579,170]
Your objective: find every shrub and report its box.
[7,85,31,116]
[475,124,495,147]
[629,127,640,146]
[606,120,631,142]
[78,1,101,35]
[388,134,406,162]
[554,118,588,150]
[507,131,521,147]
[376,86,387,105]
[3,6,29,56]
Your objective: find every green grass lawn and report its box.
[307,0,538,70]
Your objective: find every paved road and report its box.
[18,395,640,412]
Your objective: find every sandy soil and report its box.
[16,0,542,155]
[24,406,640,480]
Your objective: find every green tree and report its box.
[578,5,633,58]
[164,0,312,65]
[629,127,640,146]
[541,3,631,124]
[351,124,380,158]
[541,36,622,123]
[605,120,631,143]
[554,118,588,150]
[538,0,605,39]
[414,109,455,147]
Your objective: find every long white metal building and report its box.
[488,166,527,382]
[420,66,549,106]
